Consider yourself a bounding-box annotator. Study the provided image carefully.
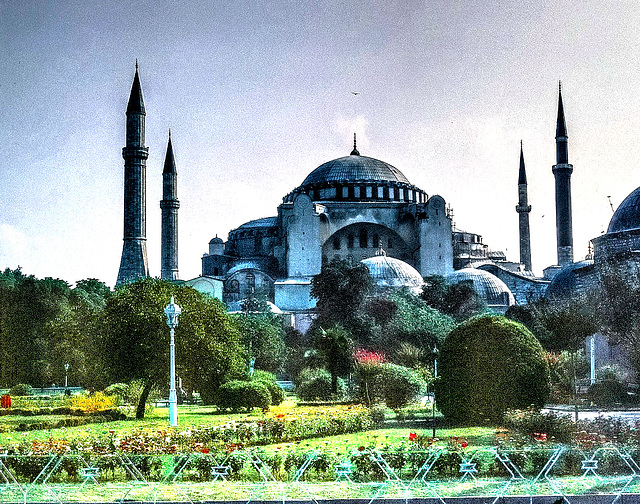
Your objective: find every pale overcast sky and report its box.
[1,0,640,287]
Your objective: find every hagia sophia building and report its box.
[116,64,640,333]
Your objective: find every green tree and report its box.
[314,325,354,394]
[310,258,374,342]
[232,312,286,374]
[0,269,73,386]
[535,298,597,352]
[381,290,455,357]
[45,278,111,389]
[591,266,640,377]
[102,278,245,417]
[421,275,485,321]
[435,315,550,424]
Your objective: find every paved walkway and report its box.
[543,405,640,423]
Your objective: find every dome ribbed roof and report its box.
[361,254,423,292]
[607,187,640,233]
[545,259,594,299]
[445,268,515,307]
[300,155,410,187]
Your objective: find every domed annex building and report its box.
[198,137,453,328]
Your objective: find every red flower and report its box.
[201,447,210,454]
[409,432,417,441]
[461,441,468,448]
[358,446,365,452]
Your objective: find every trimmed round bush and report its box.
[355,363,425,410]
[376,364,426,410]
[214,380,271,412]
[252,370,285,406]
[435,315,550,424]
[296,368,346,401]
[9,384,33,396]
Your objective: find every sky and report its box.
[2,0,640,287]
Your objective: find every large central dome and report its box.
[283,143,427,204]
[301,154,411,187]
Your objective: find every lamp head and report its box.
[164,296,182,328]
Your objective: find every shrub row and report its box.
[0,407,123,418]
[1,411,125,433]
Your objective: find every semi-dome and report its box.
[361,250,424,293]
[607,187,640,233]
[445,268,516,311]
[545,259,594,299]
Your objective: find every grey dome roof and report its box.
[237,217,277,229]
[445,268,515,307]
[361,253,423,292]
[226,261,263,276]
[209,236,224,244]
[608,187,640,233]
[301,155,411,187]
[545,259,594,299]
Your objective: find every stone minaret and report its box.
[117,62,150,285]
[553,81,574,267]
[160,131,180,281]
[516,141,532,272]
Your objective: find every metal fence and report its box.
[1,446,640,503]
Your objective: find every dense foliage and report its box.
[435,315,550,424]
[0,269,110,388]
[103,278,246,417]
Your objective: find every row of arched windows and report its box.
[332,230,392,251]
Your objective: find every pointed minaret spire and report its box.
[126,62,146,114]
[516,141,532,272]
[350,132,360,156]
[161,130,180,281]
[553,81,574,267]
[163,130,177,174]
[117,63,150,285]
[518,140,527,185]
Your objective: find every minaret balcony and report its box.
[122,146,150,159]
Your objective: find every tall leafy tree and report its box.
[314,325,354,393]
[421,275,485,321]
[232,312,286,374]
[102,278,245,417]
[310,258,373,342]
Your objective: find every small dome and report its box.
[226,261,262,276]
[209,236,223,244]
[445,268,515,309]
[545,259,594,299]
[607,187,640,233]
[301,155,411,187]
[361,254,423,293]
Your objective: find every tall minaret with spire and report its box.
[117,62,150,285]
[516,141,532,272]
[160,131,180,281]
[553,81,574,267]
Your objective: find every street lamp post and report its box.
[64,363,69,395]
[164,296,182,427]
[432,346,438,438]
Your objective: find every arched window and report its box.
[348,233,354,248]
[372,233,379,248]
[359,228,368,248]
[333,237,340,250]
[227,279,240,293]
